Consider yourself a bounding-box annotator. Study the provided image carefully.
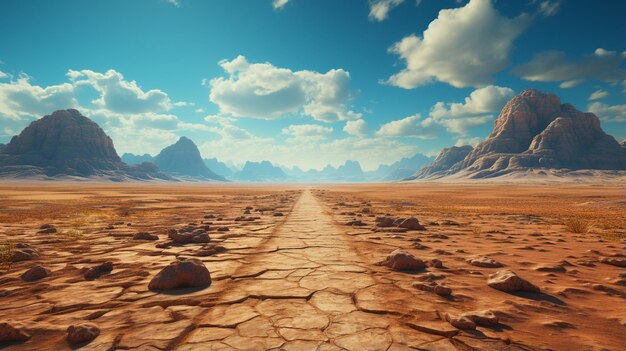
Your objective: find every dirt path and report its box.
[176,190,526,350]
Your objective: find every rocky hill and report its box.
[233,161,288,182]
[411,89,626,180]
[154,137,225,181]
[407,145,473,180]
[0,109,171,181]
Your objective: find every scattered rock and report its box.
[21,265,50,282]
[0,322,30,342]
[487,269,540,293]
[601,257,626,268]
[375,217,395,228]
[379,249,426,271]
[132,232,159,241]
[195,244,227,257]
[397,217,426,231]
[11,247,39,262]
[66,324,100,344]
[148,259,211,291]
[413,281,452,296]
[168,228,209,244]
[37,224,57,234]
[466,256,503,268]
[84,262,113,280]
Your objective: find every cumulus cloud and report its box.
[455,137,482,147]
[209,55,361,122]
[387,0,530,88]
[377,86,512,138]
[588,102,626,123]
[515,49,626,88]
[0,71,8,79]
[273,0,289,9]
[282,124,333,138]
[589,90,610,101]
[0,76,77,120]
[68,69,173,114]
[369,0,404,21]
[343,119,368,137]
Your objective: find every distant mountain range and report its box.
[407,89,626,181]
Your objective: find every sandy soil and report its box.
[0,183,624,350]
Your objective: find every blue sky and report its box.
[0,0,624,170]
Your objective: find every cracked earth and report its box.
[0,184,625,350]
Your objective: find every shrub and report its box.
[564,218,593,234]
[0,241,15,272]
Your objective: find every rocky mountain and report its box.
[375,153,434,180]
[408,146,473,180]
[121,153,154,165]
[203,157,235,179]
[411,89,626,180]
[233,160,288,182]
[0,109,171,181]
[154,137,225,181]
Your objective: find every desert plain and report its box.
[0,182,625,351]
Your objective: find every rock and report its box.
[463,310,499,326]
[413,281,451,296]
[428,259,443,268]
[21,265,50,282]
[380,249,426,271]
[601,257,626,268]
[148,259,211,291]
[37,224,57,234]
[397,217,426,231]
[132,232,159,241]
[0,322,30,342]
[375,217,395,228]
[273,212,284,216]
[84,262,113,280]
[66,324,100,344]
[11,248,38,262]
[195,244,227,257]
[446,314,476,330]
[168,228,209,244]
[345,220,366,226]
[466,256,503,268]
[217,226,229,232]
[487,269,540,293]
[409,145,473,179]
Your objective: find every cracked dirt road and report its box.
[176,189,531,350]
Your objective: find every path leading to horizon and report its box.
[175,189,525,350]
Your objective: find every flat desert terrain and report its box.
[0,183,625,351]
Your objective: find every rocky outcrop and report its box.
[233,160,288,182]
[411,90,626,179]
[408,145,473,180]
[0,109,172,181]
[154,137,225,181]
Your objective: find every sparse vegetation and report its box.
[0,241,15,272]
[471,227,482,236]
[564,218,593,234]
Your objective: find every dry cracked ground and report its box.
[0,183,625,351]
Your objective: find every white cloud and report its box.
[369,0,404,21]
[0,76,77,120]
[0,71,8,79]
[273,0,289,9]
[376,114,439,138]
[536,0,560,17]
[68,69,173,114]
[429,85,514,119]
[282,124,333,137]
[165,0,180,7]
[515,49,626,87]
[209,55,361,122]
[343,119,368,137]
[588,102,626,123]
[589,90,610,101]
[387,0,530,88]
[455,137,482,147]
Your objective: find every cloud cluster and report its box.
[377,85,513,137]
[515,49,626,88]
[273,0,289,9]
[588,102,626,123]
[369,0,404,21]
[282,124,333,142]
[588,90,610,101]
[387,0,530,88]
[343,119,368,137]
[209,56,362,122]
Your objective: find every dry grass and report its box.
[598,231,625,242]
[564,218,593,234]
[0,241,15,272]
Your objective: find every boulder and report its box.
[66,324,100,344]
[84,262,113,280]
[21,265,50,282]
[397,217,426,231]
[380,249,426,271]
[0,322,30,342]
[148,259,211,291]
[487,269,540,293]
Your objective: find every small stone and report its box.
[466,256,503,268]
[37,224,57,234]
[380,249,426,271]
[398,217,426,231]
[446,314,476,330]
[21,265,50,282]
[84,262,113,280]
[133,232,159,241]
[0,323,30,342]
[428,258,443,268]
[66,324,100,344]
[11,248,39,262]
[601,257,626,268]
[487,269,540,293]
